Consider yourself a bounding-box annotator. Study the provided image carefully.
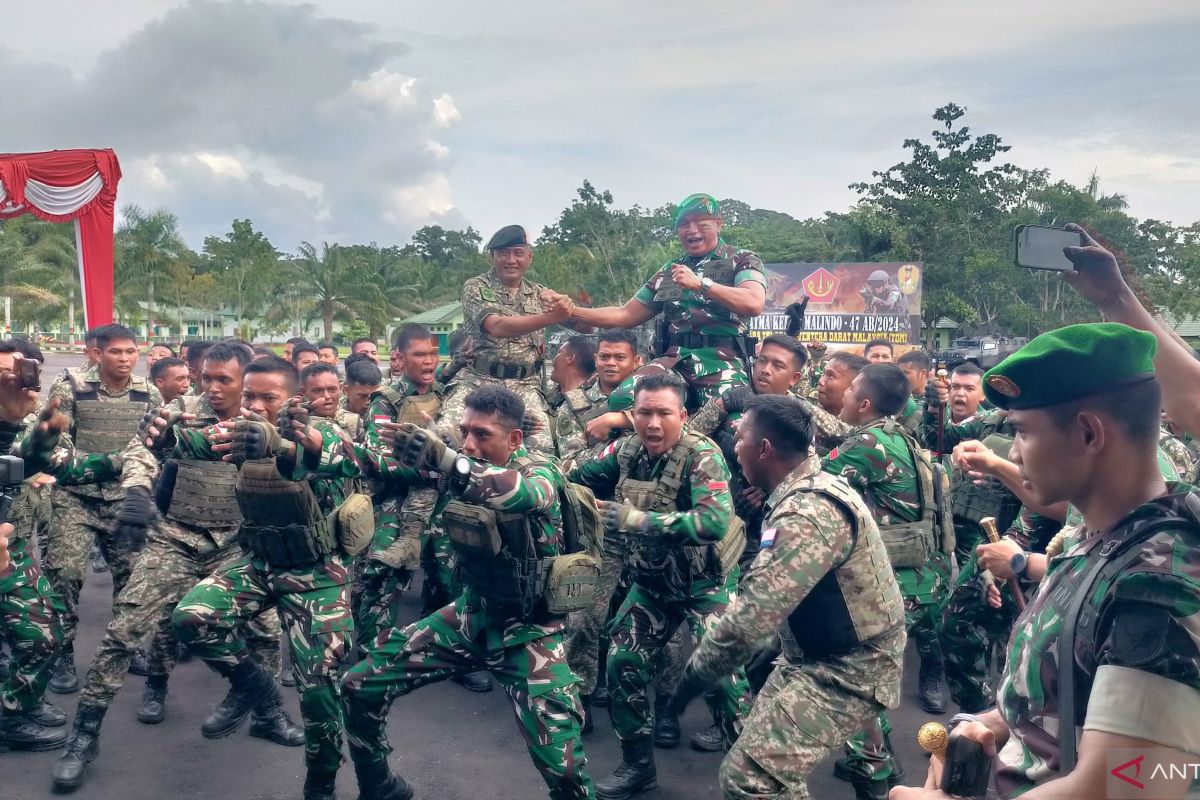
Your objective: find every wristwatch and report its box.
[700,277,714,294]
[1009,550,1030,578]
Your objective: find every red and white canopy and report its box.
[0,149,121,328]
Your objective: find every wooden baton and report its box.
[980,516,1026,612]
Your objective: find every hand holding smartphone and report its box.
[1014,225,1084,272]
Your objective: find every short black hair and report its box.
[291,343,320,365]
[151,342,177,356]
[12,338,44,364]
[759,334,808,370]
[857,363,910,416]
[286,337,310,347]
[84,332,98,346]
[318,342,339,357]
[245,356,299,395]
[464,384,525,432]
[951,362,984,380]
[300,362,339,385]
[598,329,638,350]
[744,394,814,459]
[864,338,894,356]
[351,337,377,352]
[828,352,869,375]
[204,342,252,370]
[345,358,383,387]
[253,346,275,359]
[150,356,187,382]
[633,370,686,407]
[393,324,434,353]
[91,324,138,350]
[563,335,596,375]
[185,341,215,371]
[1046,379,1162,446]
[898,349,932,371]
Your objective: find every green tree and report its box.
[201,219,281,338]
[115,206,192,335]
[282,242,390,344]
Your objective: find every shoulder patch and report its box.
[480,286,499,302]
[760,528,777,549]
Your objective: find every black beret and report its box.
[485,225,529,251]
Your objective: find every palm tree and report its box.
[0,217,79,332]
[1084,170,1129,212]
[114,206,188,335]
[285,242,391,343]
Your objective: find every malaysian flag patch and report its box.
[759,528,778,550]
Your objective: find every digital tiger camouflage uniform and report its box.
[42,366,161,649]
[685,455,906,799]
[355,377,449,647]
[440,269,555,454]
[569,433,752,746]
[0,419,66,722]
[35,395,283,714]
[549,375,608,461]
[822,418,950,783]
[606,242,765,414]
[994,485,1200,796]
[342,445,594,800]
[172,416,357,781]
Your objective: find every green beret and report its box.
[485,225,528,251]
[983,322,1157,410]
[673,193,720,228]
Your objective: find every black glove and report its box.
[230,414,283,463]
[923,377,941,409]
[277,399,313,443]
[391,422,454,472]
[115,486,153,551]
[667,669,709,719]
[784,297,809,337]
[599,500,647,536]
[722,385,755,415]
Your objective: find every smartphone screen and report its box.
[1015,225,1082,271]
[18,359,40,392]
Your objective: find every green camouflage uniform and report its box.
[570,433,752,745]
[1159,426,1197,482]
[606,242,765,413]
[441,269,554,454]
[34,395,283,711]
[939,506,1061,713]
[687,455,907,799]
[823,418,950,782]
[0,420,64,717]
[342,446,594,800]
[355,378,448,645]
[897,395,923,437]
[994,486,1200,796]
[172,416,356,780]
[41,367,161,648]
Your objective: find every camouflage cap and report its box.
[982,322,1157,410]
[485,225,529,251]
[673,193,720,228]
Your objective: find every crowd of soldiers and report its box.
[0,199,1198,800]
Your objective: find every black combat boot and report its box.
[918,642,947,714]
[127,647,150,676]
[452,670,493,692]
[353,758,414,800]
[851,778,892,800]
[51,704,106,790]
[48,645,79,694]
[32,698,68,727]
[651,693,680,748]
[580,694,594,736]
[248,701,305,746]
[0,709,68,751]
[595,737,656,800]
[200,660,279,739]
[689,722,727,752]
[303,770,338,800]
[136,675,168,724]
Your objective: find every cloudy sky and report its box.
[4,1,1198,251]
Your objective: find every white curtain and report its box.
[21,173,105,215]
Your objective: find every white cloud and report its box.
[432,94,461,128]
[351,69,419,114]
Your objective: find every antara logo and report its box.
[1110,755,1145,790]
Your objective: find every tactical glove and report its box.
[721,385,755,415]
[140,405,184,450]
[784,297,809,337]
[230,414,285,463]
[277,399,314,444]
[391,422,456,473]
[115,486,153,551]
[599,500,648,536]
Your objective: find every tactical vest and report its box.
[614,432,744,593]
[951,431,1021,529]
[562,387,606,428]
[873,421,943,568]
[652,256,739,306]
[777,470,905,660]
[378,385,443,427]
[236,459,335,569]
[67,375,152,500]
[163,459,242,529]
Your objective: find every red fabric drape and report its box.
[0,149,121,327]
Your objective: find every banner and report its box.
[751,262,923,349]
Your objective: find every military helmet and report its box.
[867,269,889,284]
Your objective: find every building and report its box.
[395,301,464,357]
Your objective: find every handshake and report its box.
[538,289,578,324]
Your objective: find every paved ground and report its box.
[3,351,956,800]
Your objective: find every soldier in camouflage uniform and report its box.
[343,385,593,800]
[1158,423,1197,481]
[893,323,1200,799]
[823,363,951,799]
[0,342,70,752]
[546,335,597,459]
[671,395,906,800]
[565,194,766,414]
[569,372,752,800]
[171,357,357,800]
[42,324,161,694]
[439,225,578,455]
[807,351,866,455]
[896,348,932,436]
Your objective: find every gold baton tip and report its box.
[918,722,949,756]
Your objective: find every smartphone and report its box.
[1014,225,1083,271]
[17,359,40,392]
